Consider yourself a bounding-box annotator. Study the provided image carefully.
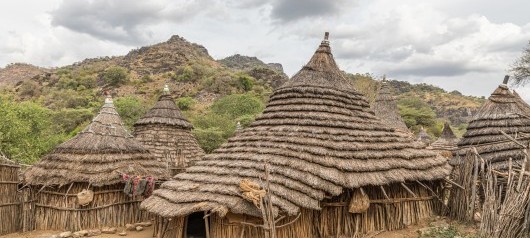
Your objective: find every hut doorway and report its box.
[186,212,207,238]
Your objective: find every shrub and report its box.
[210,93,265,119]
[192,127,226,153]
[237,73,255,92]
[176,97,196,111]
[114,96,147,130]
[101,66,129,86]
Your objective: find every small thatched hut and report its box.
[0,155,21,235]
[428,122,459,158]
[449,76,530,222]
[417,127,433,145]
[372,79,411,134]
[141,33,450,238]
[24,96,168,231]
[455,77,530,169]
[134,85,204,176]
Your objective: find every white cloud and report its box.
[0,0,529,99]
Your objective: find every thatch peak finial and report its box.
[321,32,330,45]
[163,84,170,95]
[104,94,113,105]
[503,75,510,85]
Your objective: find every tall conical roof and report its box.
[133,86,204,174]
[417,127,433,145]
[429,122,459,153]
[141,33,450,218]
[457,77,530,168]
[372,80,410,133]
[134,88,193,129]
[24,96,169,186]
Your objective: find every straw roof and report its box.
[417,127,433,145]
[134,86,193,130]
[456,78,530,168]
[141,33,450,218]
[24,96,169,187]
[428,122,459,152]
[134,86,204,169]
[372,80,410,133]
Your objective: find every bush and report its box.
[192,127,226,153]
[211,93,265,119]
[237,73,255,92]
[114,96,147,130]
[398,97,437,129]
[0,98,68,164]
[176,97,196,111]
[101,66,129,86]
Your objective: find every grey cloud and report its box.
[50,0,208,45]
[385,60,494,77]
[271,0,348,23]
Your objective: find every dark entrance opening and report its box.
[186,212,207,238]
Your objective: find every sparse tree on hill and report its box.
[510,40,530,85]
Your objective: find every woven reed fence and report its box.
[152,181,443,238]
[32,183,150,231]
[479,158,530,238]
[448,152,480,222]
[0,161,21,235]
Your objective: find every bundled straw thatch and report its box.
[134,86,204,176]
[417,127,433,145]
[455,78,530,169]
[142,33,450,237]
[428,122,459,157]
[0,155,22,235]
[372,80,410,134]
[23,96,168,231]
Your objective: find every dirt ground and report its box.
[0,226,154,238]
[1,217,477,238]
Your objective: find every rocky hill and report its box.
[0,63,49,88]
[218,54,288,88]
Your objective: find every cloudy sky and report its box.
[1,0,529,99]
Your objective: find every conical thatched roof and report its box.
[429,122,459,153]
[25,96,168,186]
[134,87,193,130]
[141,33,450,218]
[372,80,410,133]
[133,87,204,172]
[456,78,530,168]
[417,127,433,145]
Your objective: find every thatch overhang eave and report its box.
[184,165,326,200]
[169,172,320,210]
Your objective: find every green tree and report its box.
[101,66,129,86]
[0,98,67,164]
[398,97,437,130]
[210,93,265,119]
[192,127,226,153]
[176,97,196,111]
[511,41,530,85]
[114,96,147,130]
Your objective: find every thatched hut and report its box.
[134,85,204,176]
[24,96,169,231]
[141,33,450,238]
[428,122,459,158]
[449,76,530,222]
[417,127,433,145]
[0,155,21,235]
[372,79,411,134]
[455,77,530,169]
